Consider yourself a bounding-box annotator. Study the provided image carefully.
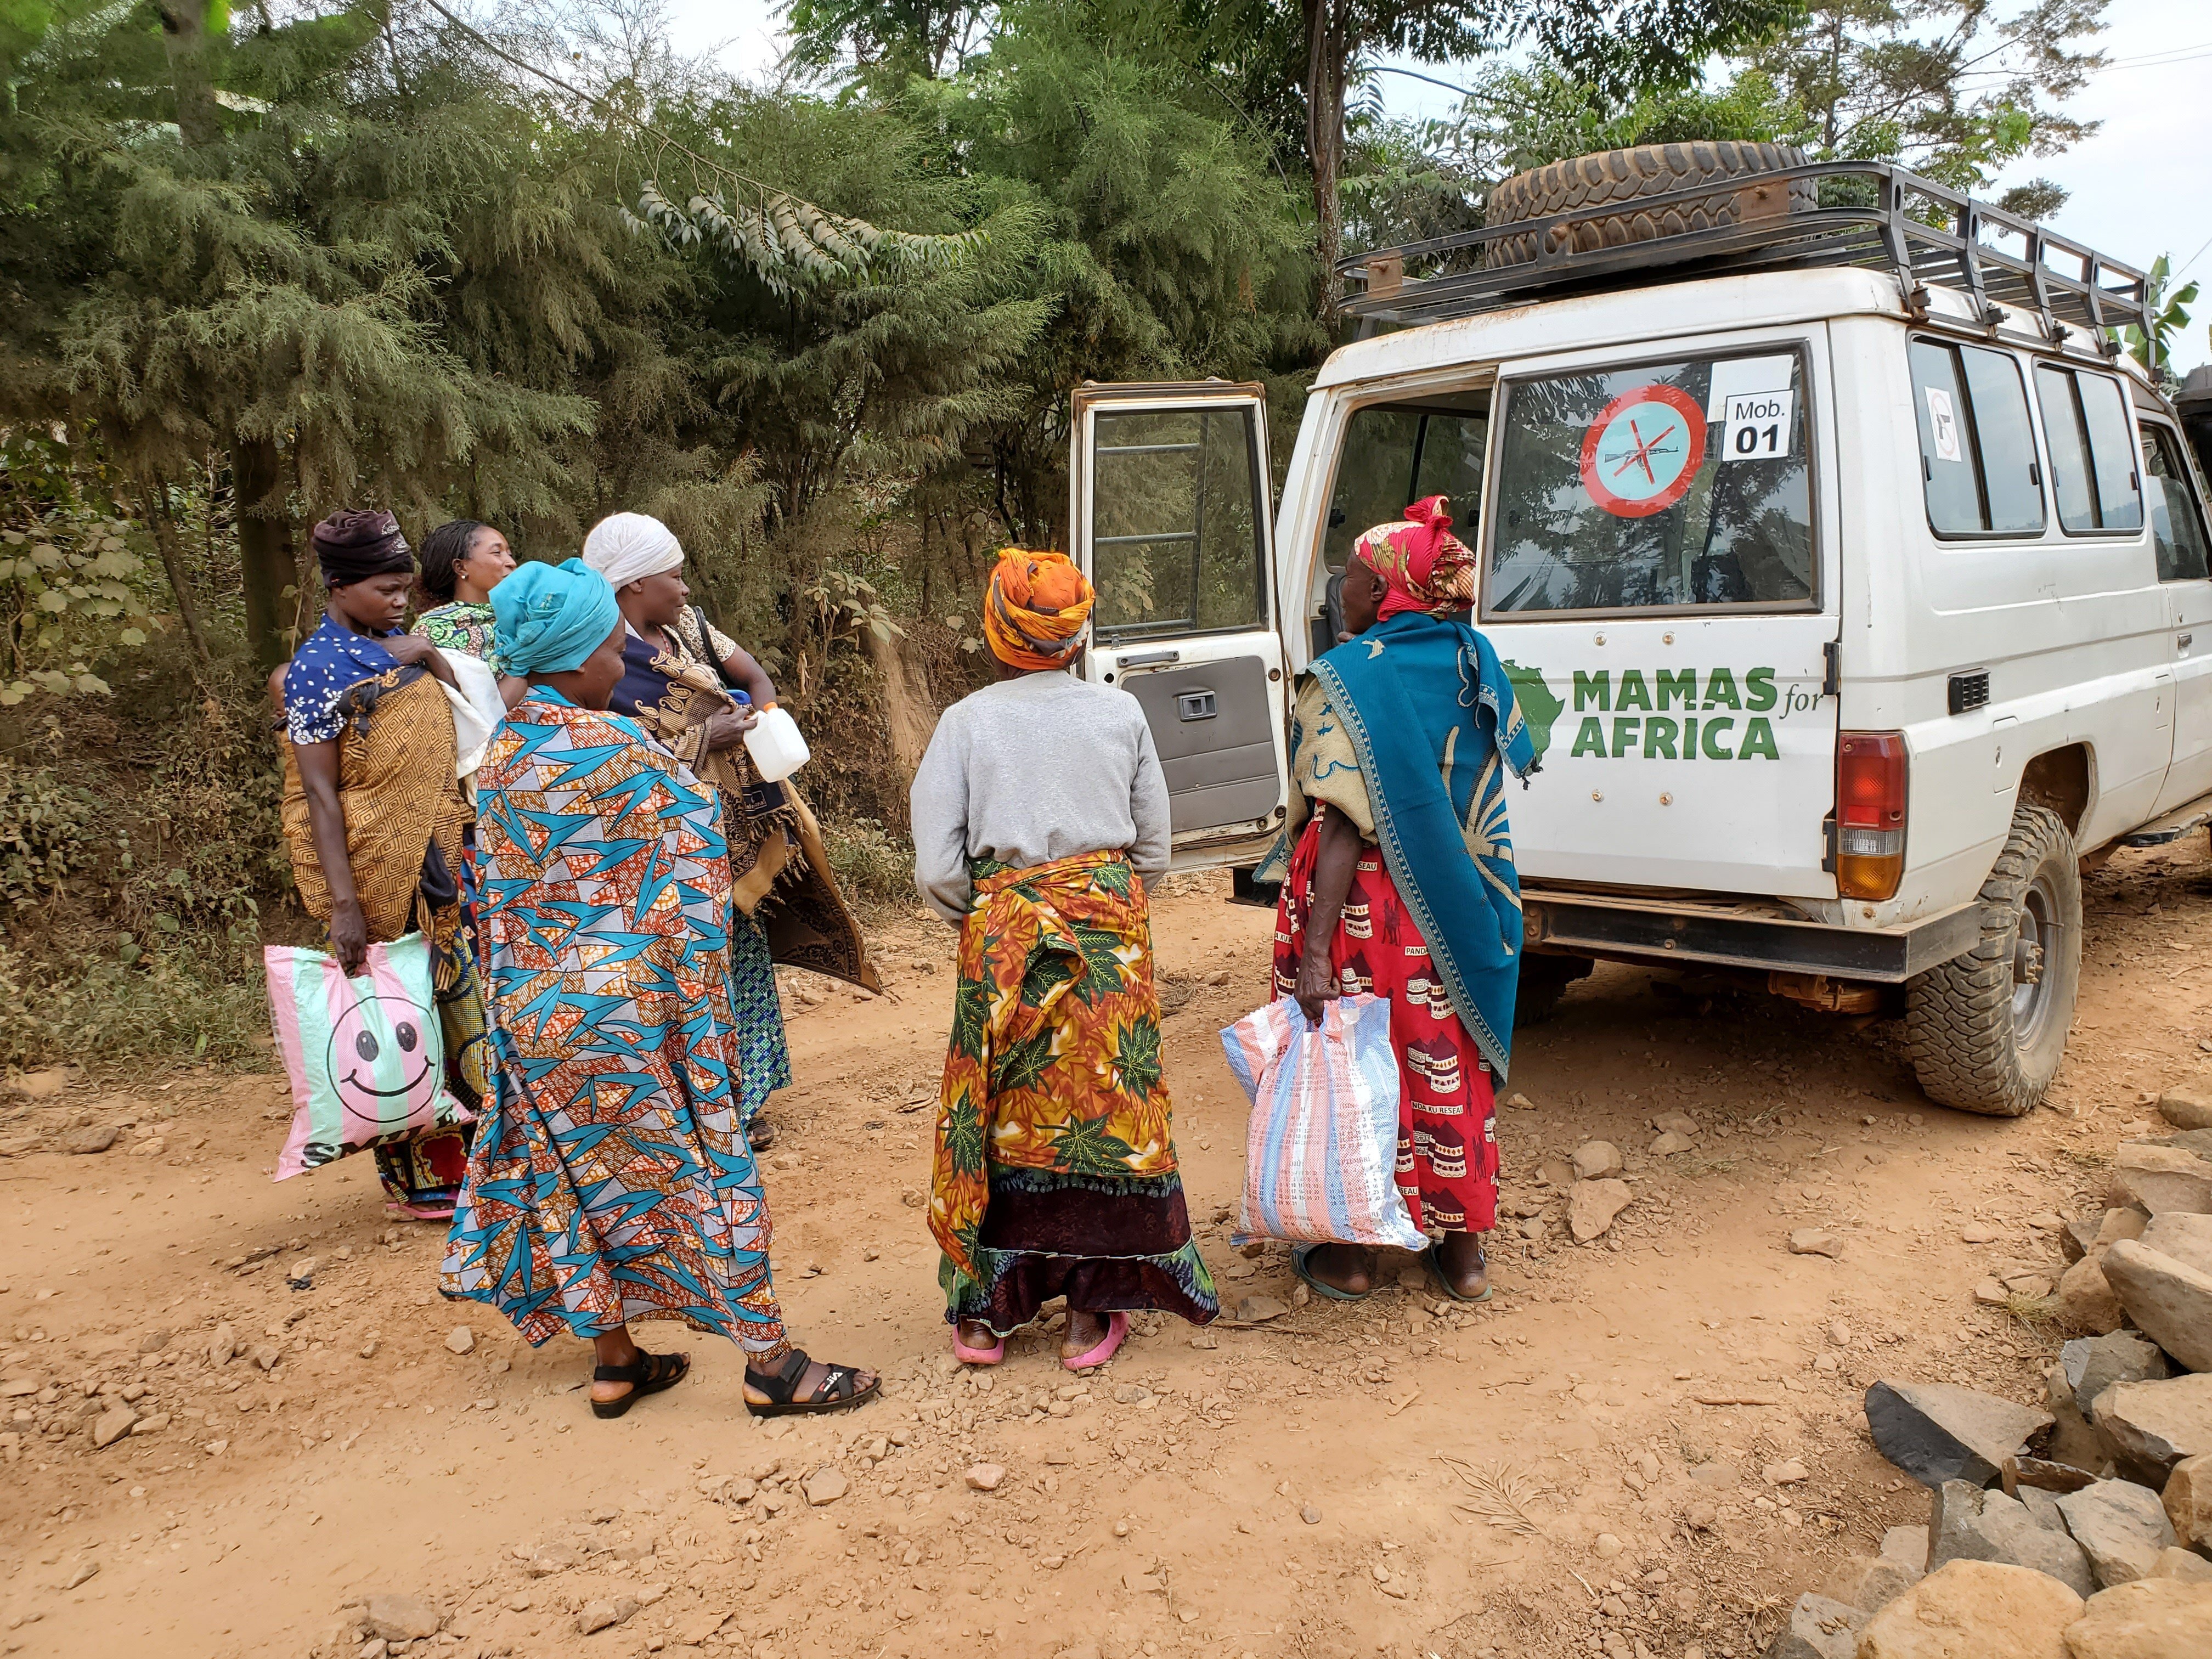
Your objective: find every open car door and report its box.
[1069,381,1289,869]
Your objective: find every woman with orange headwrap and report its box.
[910,549,1218,1372]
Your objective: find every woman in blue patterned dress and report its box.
[440,558,878,1419]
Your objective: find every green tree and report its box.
[1745,0,2108,215]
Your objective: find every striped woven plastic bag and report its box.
[1218,994,1425,1250]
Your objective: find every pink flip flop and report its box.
[1060,1311,1127,1372]
[952,1329,1004,1367]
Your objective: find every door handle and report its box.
[2182,633,2195,655]
[1177,691,1217,721]
[1117,649,1181,668]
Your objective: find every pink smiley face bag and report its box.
[265,932,473,1180]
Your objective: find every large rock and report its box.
[1572,1139,1623,1180]
[1760,1592,1865,1659]
[1824,1555,1923,1613]
[2059,1577,2212,1658]
[2098,1242,2212,1373]
[2136,1213,2212,1276]
[2059,1256,2126,1335]
[2090,1376,2212,1488]
[2055,1481,2178,1588]
[2160,1454,2212,1550]
[365,1594,442,1643]
[1928,1480,2096,1596]
[2112,1144,2212,1216]
[2063,1335,2174,1426]
[2148,1547,2212,1584]
[2159,1083,2212,1132]
[1567,1178,1632,1242]
[1867,1381,2055,1488]
[1855,1559,2083,1659]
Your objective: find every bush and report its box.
[819,815,914,914]
[0,938,272,1072]
[0,760,117,908]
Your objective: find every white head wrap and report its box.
[582,512,684,590]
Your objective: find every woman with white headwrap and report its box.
[582,512,879,1153]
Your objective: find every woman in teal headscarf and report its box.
[442,560,878,1420]
[1270,498,1539,1305]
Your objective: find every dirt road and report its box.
[5,845,2209,1659]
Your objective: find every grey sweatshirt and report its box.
[909,670,1172,921]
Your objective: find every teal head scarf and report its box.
[493,558,621,676]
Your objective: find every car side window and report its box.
[2035,364,2145,534]
[2145,425,2212,583]
[1909,338,2044,537]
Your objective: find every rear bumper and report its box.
[1520,889,1982,983]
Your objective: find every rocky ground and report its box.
[7,845,2212,1659]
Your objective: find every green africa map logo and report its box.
[1502,662,1804,765]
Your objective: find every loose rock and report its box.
[2148,1547,2212,1584]
[1651,1111,1699,1136]
[2056,1480,2177,1588]
[2058,1577,2212,1659]
[1650,1131,1696,1156]
[2157,1083,2212,1132]
[2090,1375,2212,1487]
[575,1598,639,1635]
[1572,1141,1623,1180]
[2099,1242,2212,1373]
[1762,1592,1866,1659]
[2063,1335,2173,1425]
[1234,1294,1288,1323]
[2112,1143,2212,1215]
[2162,1454,2212,1550]
[964,1463,1005,1492]
[60,1558,98,1590]
[2094,1209,2152,1254]
[2137,1212,2212,1276]
[91,1407,136,1449]
[1882,1525,1931,1570]
[803,1468,848,1506]
[1855,1559,2081,1658]
[1790,1228,1842,1258]
[443,1326,475,1356]
[1927,1480,2096,1596]
[1568,1178,1633,1243]
[365,1594,442,1643]
[1825,1556,1923,1613]
[1866,1380,2055,1488]
[2062,1216,2102,1266]
[2058,1256,2126,1334]
[63,1125,117,1155]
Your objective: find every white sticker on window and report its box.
[1924,385,1963,462]
[1706,356,1796,419]
[1718,388,1795,462]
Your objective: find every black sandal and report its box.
[589,1349,690,1419]
[744,1348,881,1418]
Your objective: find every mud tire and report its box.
[1516,953,1595,1028]
[1905,804,2082,1117]
[1485,141,1813,266]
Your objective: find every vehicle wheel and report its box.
[1486,142,1813,266]
[1516,953,1595,1028]
[1905,804,2083,1116]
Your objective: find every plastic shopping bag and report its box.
[1218,994,1425,1250]
[266,932,472,1180]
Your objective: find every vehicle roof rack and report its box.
[1341,160,2155,373]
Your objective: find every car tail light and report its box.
[1836,731,1908,900]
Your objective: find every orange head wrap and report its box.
[982,548,1094,670]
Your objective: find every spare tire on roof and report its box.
[1485,142,1813,266]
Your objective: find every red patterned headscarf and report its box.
[1351,495,1475,619]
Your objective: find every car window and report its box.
[2036,364,2144,534]
[1960,347,2045,534]
[1488,349,1813,613]
[2145,425,2212,582]
[1319,400,1488,574]
[1091,406,1267,641]
[1909,341,1982,535]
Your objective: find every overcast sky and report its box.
[664,0,2211,372]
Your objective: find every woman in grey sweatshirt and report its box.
[909,550,1219,1372]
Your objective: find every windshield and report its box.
[1488,349,1815,614]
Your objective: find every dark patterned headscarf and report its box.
[312,509,414,588]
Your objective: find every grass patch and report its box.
[820,815,913,914]
[0,938,273,1075]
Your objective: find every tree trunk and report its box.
[1304,0,1347,318]
[233,438,298,673]
[138,476,211,670]
[154,2,222,149]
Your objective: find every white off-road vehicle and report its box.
[1059,147,2211,1119]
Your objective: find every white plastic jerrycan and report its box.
[743,702,811,782]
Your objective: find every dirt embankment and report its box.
[4,847,2210,1659]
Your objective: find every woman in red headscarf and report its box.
[1271,497,1539,1305]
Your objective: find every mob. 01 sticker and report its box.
[1579,384,1707,518]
